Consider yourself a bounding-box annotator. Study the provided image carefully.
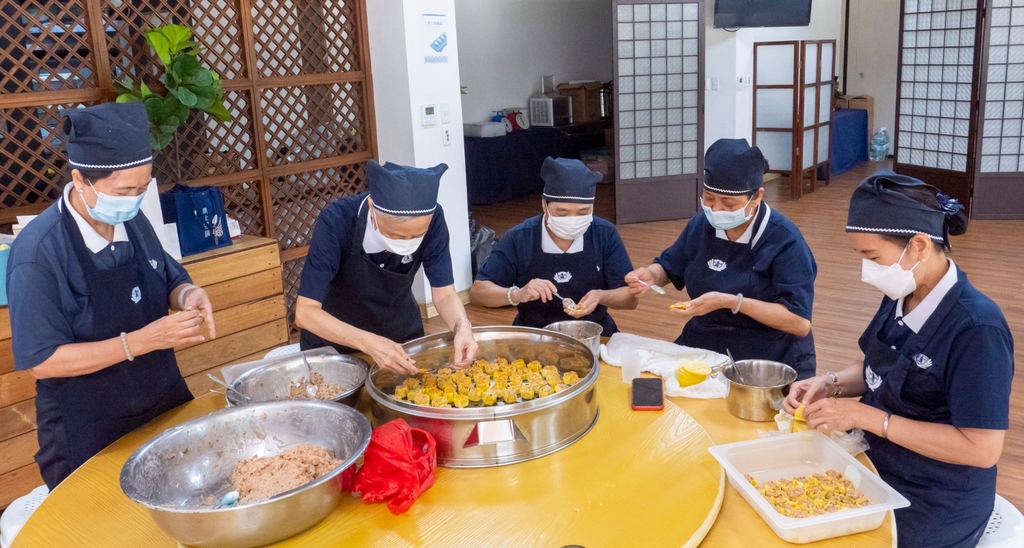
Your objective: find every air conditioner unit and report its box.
[529,96,572,127]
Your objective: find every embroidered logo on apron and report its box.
[913,353,933,369]
[401,254,413,264]
[149,259,158,270]
[707,258,727,272]
[554,271,572,283]
[131,286,142,304]
[865,365,882,391]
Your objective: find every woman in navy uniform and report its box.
[469,157,637,335]
[625,139,817,378]
[6,102,216,489]
[785,171,1013,548]
[295,161,477,373]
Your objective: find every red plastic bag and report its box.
[352,419,437,514]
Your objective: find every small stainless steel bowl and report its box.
[723,359,797,422]
[543,320,603,359]
[120,400,371,548]
[227,353,368,407]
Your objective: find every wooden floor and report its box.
[430,162,1024,510]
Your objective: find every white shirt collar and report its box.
[540,217,584,254]
[715,203,771,246]
[895,258,958,333]
[60,183,129,254]
[359,197,389,254]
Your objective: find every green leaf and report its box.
[174,102,190,123]
[159,24,192,54]
[146,31,172,66]
[174,87,198,107]
[113,79,135,94]
[205,100,232,122]
[190,69,213,87]
[138,81,152,98]
[192,90,215,110]
[159,115,181,135]
[142,96,165,120]
[153,131,174,150]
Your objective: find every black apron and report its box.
[34,202,193,489]
[299,201,424,353]
[514,225,617,336]
[859,283,994,548]
[676,204,816,379]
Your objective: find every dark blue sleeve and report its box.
[770,237,817,320]
[422,206,455,287]
[164,251,191,294]
[298,205,348,303]
[653,221,695,290]
[475,227,523,287]
[946,324,1014,430]
[600,225,633,290]
[8,261,75,370]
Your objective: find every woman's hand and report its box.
[565,290,602,318]
[624,267,656,296]
[452,320,478,369]
[515,279,558,304]
[364,334,417,374]
[783,375,831,414]
[670,292,735,317]
[180,286,216,339]
[132,310,206,353]
[803,398,865,433]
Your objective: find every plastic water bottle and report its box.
[870,127,890,161]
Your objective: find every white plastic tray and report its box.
[708,431,910,544]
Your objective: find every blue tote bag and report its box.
[160,184,232,256]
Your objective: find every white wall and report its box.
[703,0,843,147]
[454,0,613,124]
[367,0,473,302]
[846,0,900,139]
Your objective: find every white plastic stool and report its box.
[263,343,300,359]
[978,494,1024,548]
[0,485,49,548]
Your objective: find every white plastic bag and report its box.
[769,409,870,456]
[599,333,728,399]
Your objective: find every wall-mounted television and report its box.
[714,0,813,29]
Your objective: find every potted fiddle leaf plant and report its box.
[114,24,232,151]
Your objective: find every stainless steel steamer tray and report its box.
[366,327,600,467]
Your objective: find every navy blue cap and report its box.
[703,138,768,195]
[846,170,955,243]
[540,157,601,204]
[368,160,447,216]
[64,102,153,171]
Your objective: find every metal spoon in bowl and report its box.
[299,352,318,399]
[638,279,667,295]
[726,348,748,386]
[205,373,252,403]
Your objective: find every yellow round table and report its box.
[11,365,894,547]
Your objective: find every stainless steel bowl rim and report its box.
[119,400,371,514]
[366,326,599,419]
[225,354,369,406]
[724,359,798,389]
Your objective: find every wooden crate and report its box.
[0,235,288,508]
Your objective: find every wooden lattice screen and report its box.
[0,0,377,327]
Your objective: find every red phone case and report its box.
[631,378,664,411]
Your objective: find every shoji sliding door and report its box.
[613,0,705,223]
[974,0,1024,218]
[894,0,984,213]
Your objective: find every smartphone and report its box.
[631,377,664,410]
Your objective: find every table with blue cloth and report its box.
[823,108,869,177]
[464,127,567,205]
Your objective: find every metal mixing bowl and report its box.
[544,320,603,359]
[723,359,797,421]
[227,353,369,407]
[367,326,600,467]
[120,400,371,548]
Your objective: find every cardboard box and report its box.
[838,94,874,140]
[580,146,615,183]
[557,81,602,124]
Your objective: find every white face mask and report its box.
[546,211,593,241]
[701,196,755,231]
[861,246,922,300]
[372,210,424,256]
